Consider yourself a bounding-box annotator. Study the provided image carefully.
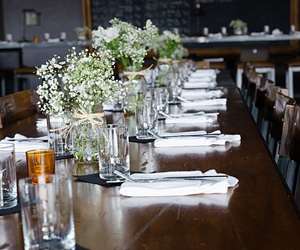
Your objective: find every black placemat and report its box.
[75,174,122,187]
[76,244,89,250]
[129,136,155,143]
[56,153,74,160]
[0,204,20,216]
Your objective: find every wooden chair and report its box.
[0,69,15,96]
[241,62,255,99]
[237,61,275,89]
[279,104,300,194]
[0,90,37,128]
[285,59,300,98]
[254,79,275,133]
[13,67,36,92]
[245,73,263,117]
[268,92,296,159]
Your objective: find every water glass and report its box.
[19,175,75,250]
[47,114,71,157]
[99,125,129,180]
[136,97,158,139]
[168,68,182,104]
[0,143,17,209]
[154,87,169,114]
[26,149,55,181]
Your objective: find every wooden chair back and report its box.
[0,90,37,128]
[270,92,296,141]
[279,104,300,194]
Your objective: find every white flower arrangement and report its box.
[92,19,159,71]
[36,48,125,115]
[155,30,187,60]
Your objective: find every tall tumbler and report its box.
[136,96,158,139]
[47,114,71,157]
[0,143,17,209]
[99,125,129,180]
[19,175,75,250]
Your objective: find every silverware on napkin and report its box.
[114,170,228,183]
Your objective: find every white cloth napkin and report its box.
[191,69,217,77]
[181,89,224,100]
[188,76,216,82]
[165,115,218,125]
[120,192,234,207]
[181,98,227,109]
[183,81,217,89]
[119,169,239,197]
[154,134,241,148]
[1,134,49,153]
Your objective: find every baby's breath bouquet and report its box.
[37,48,124,115]
[155,30,187,60]
[92,19,158,114]
[153,31,188,96]
[92,18,158,72]
[37,48,125,163]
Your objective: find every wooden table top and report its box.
[1,87,300,250]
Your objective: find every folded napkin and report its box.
[165,115,217,125]
[183,81,217,89]
[1,134,49,153]
[154,134,241,148]
[119,170,239,197]
[169,112,219,118]
[188,76,216,82]
[154,144,234,156]
[191,69,217,77]
[181,98,227,109]
[181,89,224,100]
[120,192,234,207]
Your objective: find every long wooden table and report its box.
[1,87,300,250]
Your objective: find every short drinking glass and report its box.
[19,175,75,250]
[0,143,17,209]
[99,125,129,180]
[26,149,55,180]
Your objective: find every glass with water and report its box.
[99,125,129,180]
[19,175,75,250]
[0,143,17,209]
[47,114,71,157]
[136,96,158,139]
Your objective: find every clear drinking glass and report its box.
[0,143,17,209]
[168,64,182,104]
[99,125,129,180]
[154,87,169,114]
[47,114,71,157]
[136,96,158,139]
[19,175,75,250]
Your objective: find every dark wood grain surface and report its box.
[1,87,300,250]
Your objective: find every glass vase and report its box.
[121,72,147,116]
[71,112,106,165]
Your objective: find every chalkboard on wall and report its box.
[91,0,290,36]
